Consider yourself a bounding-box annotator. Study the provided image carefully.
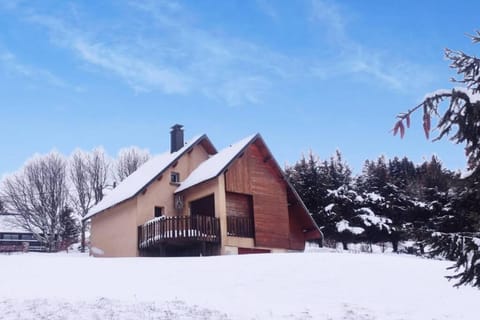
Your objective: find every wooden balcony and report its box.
[227,216,254,238]
[138,215,220,250]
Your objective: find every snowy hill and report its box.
[0,251,478,319]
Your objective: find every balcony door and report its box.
[190,194,215,217]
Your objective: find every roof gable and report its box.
[175,134,258,193]
[248,138,322,239]
[175,133,322,240]
[85,135,215,220]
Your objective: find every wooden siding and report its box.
[287,188,322,241]
[288,204,307,250]
[225,141,290,249]
[225,153,251,193]
[226,192,252,218]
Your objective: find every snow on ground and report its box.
[0,251,478,319]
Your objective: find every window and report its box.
[170,172,180,184]
[3,234,19,240]
[21,234,35,240]
[154,206,164,218]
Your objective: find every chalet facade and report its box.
[84,125,322,257]
[0,214,46,252]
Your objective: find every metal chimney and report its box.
[170,124,184,153]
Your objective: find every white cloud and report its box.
[21,1,304,105]
[25,12,189,95]
[73,40,189,94]
[0,49,68,88]
[310,0,347,41]
[255,0,279,20]
[204,76,271,106]
[310,0,433,92]
[2,0,435,103]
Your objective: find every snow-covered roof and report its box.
[85,135,210,220]
[175,134,258,193]
[0,214,31,233]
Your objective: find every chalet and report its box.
[0,213,46,252]
[84,125,322,257]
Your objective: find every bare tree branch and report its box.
[89,148,110,204]
[115,146,150,182]
[69,149,94,252]
[1,152,70,251]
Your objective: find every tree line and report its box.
[289,29,480,289]
[286,151,479,286]
[0,146,151,252]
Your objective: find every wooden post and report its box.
[137,225,142,250]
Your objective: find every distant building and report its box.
[84,125,323,257]
[0,213,46,252]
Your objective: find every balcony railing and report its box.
[227,216,254,238]
[138,215,220,250]
[0,239,47,252]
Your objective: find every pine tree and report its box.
[287,150,359,248]
[446,171,480,233]
[323,184,362,249]
[447,236,480,287]
[357,156,411,251]
[319,151,357,248]
[358,156,389,194]
[428,232,480,287]
[388,157,416,190]
[352,206,392,249]
[286,152,329,224]
[402,157,457,251]
[59,206,79,250]
[325,150,352,190]
[394,30,480,288]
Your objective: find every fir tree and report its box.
[446,171,480,233]
[394,30,480,288]
[357,156,389,194]
[325,150,352,190]
[286,152,321,213]
[287,150,358,248]
[388,157,416,189]
[323,185,362,249]
[286,152,329,226]
[352,207,392,249]
[428,232,480,287]
[59,206,79,250]
[357,156,411,251]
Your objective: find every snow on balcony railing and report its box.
[138,215,220,249]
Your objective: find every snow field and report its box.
[0,251,478,319]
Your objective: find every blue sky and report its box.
[0,0,479,177]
